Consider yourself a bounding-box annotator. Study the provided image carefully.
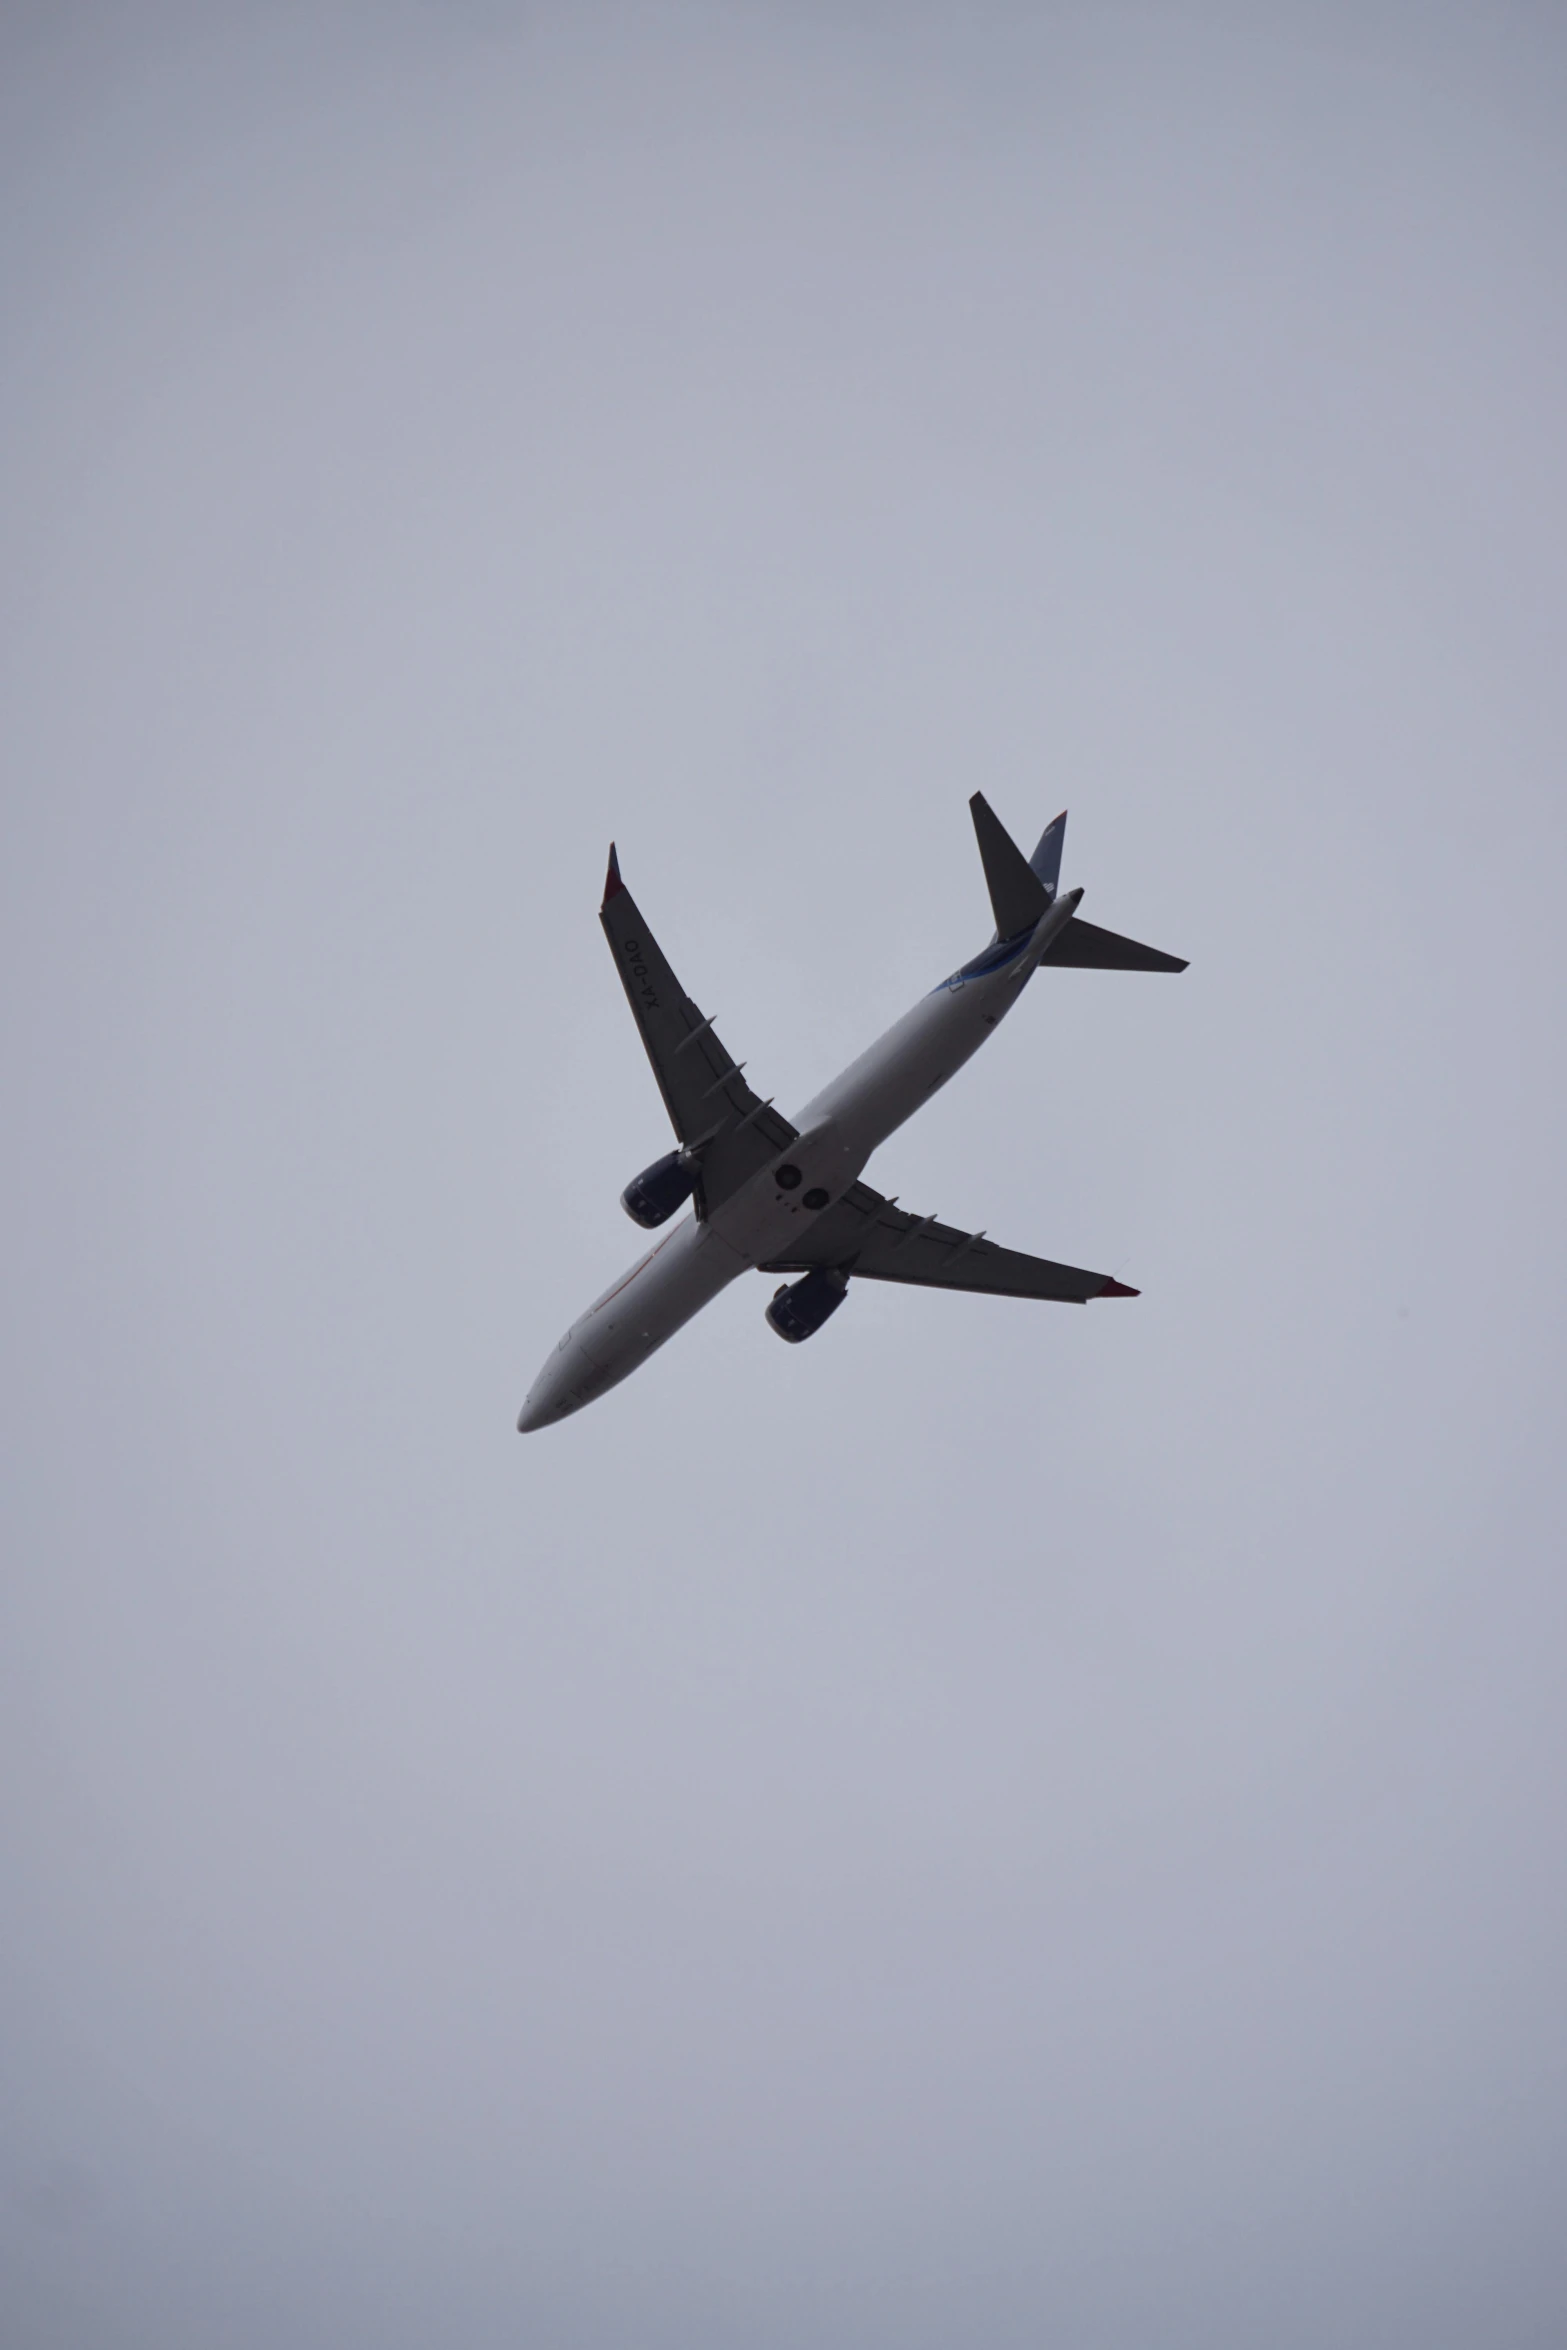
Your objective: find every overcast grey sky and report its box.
[3,4,1566,2343]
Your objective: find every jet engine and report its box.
[621,1149,697,1229]
[766,1267,849,1343]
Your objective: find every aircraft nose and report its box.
[516,1358,581,1432]
[517,1387,566,1432]
[518,1333,604,1431]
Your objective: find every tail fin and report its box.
[969,795,1189,971]
[1029,810,1066,900]
[970,793,1050,939]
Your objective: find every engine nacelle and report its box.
[766,1267,849,1344]
[621,1149,697,1229]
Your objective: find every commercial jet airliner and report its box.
[518,795,1186,1430]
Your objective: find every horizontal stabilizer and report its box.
[1040,915,1187,973]
[970,793,1049,940]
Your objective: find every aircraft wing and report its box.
[600,847,798,1217]
[760,1181,1136,1303]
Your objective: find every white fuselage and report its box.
[517,891,1080,1429]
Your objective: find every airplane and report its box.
[517,795,1186,1430]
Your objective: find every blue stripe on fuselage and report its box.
[932,927,1034,993]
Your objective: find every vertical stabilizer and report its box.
[1029,810,1067,901]
[970,794,1050,939]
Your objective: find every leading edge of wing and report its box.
[761,1181,1137,1303]
[599,845,797,1212]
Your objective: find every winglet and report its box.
[1093,1277,1140,1299]
[602,843,626,907]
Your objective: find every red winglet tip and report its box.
[602,843,625,905]
[1095,1278,1140,1299]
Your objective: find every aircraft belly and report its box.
[706,1138,860,1262]
[579,1214,747,1370]
[694,980,1010,1273]
[795,982,1005,1162]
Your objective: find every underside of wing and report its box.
[600,848,796,1215]
[760,1181,1136,1303]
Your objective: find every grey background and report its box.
[3,5,1565,2343]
